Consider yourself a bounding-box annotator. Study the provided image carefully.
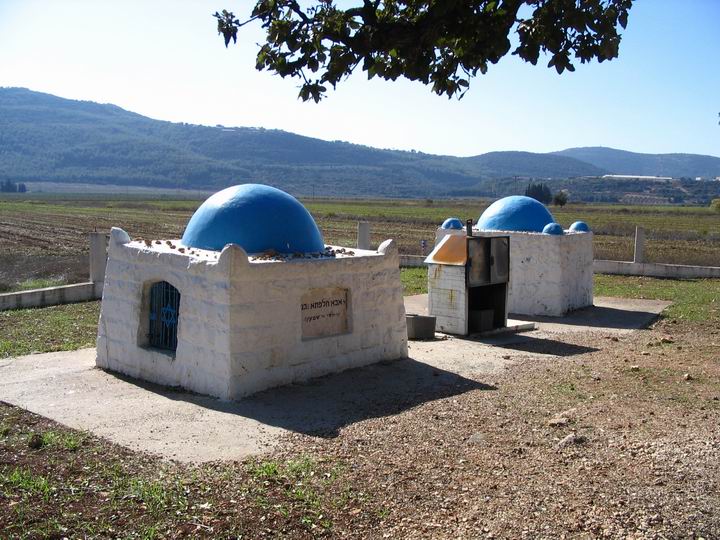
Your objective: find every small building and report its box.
[436,196,594,317]
[96,184,408,399]
[425,233,510,335]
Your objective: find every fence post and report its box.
[89,232,108,283]
[633,226,645,264]
[357,221,371,250]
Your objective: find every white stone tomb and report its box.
[96,228,408,400]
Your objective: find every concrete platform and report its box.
[404,294,670,335]
[0,296,669,463]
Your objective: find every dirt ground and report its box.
[0,297,667,463]
[1,301,719,538]
[276,316,720,539]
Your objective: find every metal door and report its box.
[490,237,509,284]
[148,281,180,351]
[467,237,490,286]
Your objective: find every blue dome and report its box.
[542,222,564,235]
[477,196,555,233]
[181,184,325,253]
[441,217,464,230]
[569,221,591,232]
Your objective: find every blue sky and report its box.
[0,0,718,157]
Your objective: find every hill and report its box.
[553,147,720,179]
[0,88,718,200]
[467,151,605,178]
[0,88,603,197]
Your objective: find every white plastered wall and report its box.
[474,229,593,316]
[97,228,408,400]
[427,264,468,335]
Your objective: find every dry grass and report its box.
[0,197,718,288]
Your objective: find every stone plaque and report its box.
[301,287,349,339]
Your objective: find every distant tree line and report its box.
[525,182,553,204]
[1,88,718,202]
[0,180,26,193]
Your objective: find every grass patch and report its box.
[0,301,100,358]
[1,467,52,501]
[594,275,720,322]
[550,380,588,402]
[39,430,86,451]
[244,456,335,531]
[401,267,428,295]
[247,459,281,480]
[12,277,67,292]
[399,271,720,321]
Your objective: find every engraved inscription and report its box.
[301,287,349,339]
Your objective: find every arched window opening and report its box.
[148,281,180,351]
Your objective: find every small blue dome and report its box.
[477,196,555,233]
[441,217,464,230]
[181,184,325,253]
[542,222,564,235]
[569,221,591,232]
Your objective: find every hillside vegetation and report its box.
[1,88,719,201]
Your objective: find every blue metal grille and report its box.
[148,281,180,351]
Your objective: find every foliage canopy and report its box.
[215,0,633,102]
[525,181,552,204]
[553,190,568,206]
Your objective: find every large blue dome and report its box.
[476,196,555,233]
[181,184,325,253]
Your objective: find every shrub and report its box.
[553,191,569,207]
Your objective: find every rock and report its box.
[683,373,693,381]
[548,408,576,427]
[641,351,651,356]
[548,416,570,427]
[630,365,640,371]
[660,337,674,344]
[467,432,484,445]
[556,433,587,449]
[27,432,43,449]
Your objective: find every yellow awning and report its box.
[424,234,467,265]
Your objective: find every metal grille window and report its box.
[148,281,180,351]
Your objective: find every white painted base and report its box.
[427,264,468,334]
[97,229,408,399]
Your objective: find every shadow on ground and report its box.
[474,335,600,357]
[104,356,494,438]
[511,304,664,331]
